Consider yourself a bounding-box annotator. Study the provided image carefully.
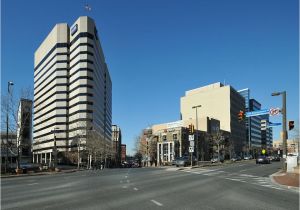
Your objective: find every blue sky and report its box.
[1,0,299,155]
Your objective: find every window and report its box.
[173,134,177,140]
[163,135,167,141]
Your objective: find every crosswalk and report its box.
[181,168,284,191]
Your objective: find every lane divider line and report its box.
[151,199,163,206]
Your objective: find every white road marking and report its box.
[28,183,38,186]
[133,187,138,191]
[225,178,244,182]
[122,186,128,189]
[125,176,128,178]
[151,199,163,206]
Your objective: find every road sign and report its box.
[245,109,269,117]
[189,147,194,153]
[261,120,267,130]
[262,149,266,155]
[189,135,194,141]
[268,122,281,127]
[269,108,280,116]
[189,140,194,147]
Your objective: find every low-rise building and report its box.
[273,138,299,155]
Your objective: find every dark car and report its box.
[256,156,271,164]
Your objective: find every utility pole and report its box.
[192,105,202,161]
[77,134,81,170]
[5,81,13,174]
[272,91,287,171]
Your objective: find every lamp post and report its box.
[52,127,60,171]
[5,81,14,174]
[271,91,287,171]
[192,105,202,161]
[77,134,81,170]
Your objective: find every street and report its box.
[1,161,299,210]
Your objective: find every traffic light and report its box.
[188,124,195,134]
[238,110,245,122]
[289,121,294,130]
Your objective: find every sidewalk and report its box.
[1,167,80,178]
[271,171,300,190]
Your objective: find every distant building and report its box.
[273,138,299,155]
[148,118,229,165]
[121,144,126,162]
[112,125,122,167]
[238,88,273,157]
[261,114,273,151]
[17,99,33,162]
[1,132,17,165]
[181,82,246,156]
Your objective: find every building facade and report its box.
[112,125,122,167]
[33,16,112,164]
[181,82,246,156]
[249,99,262,150]
[17,99,33,161]
[121,144,126,162]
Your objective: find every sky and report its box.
[1,0,299,155]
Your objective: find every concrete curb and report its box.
[269,171,299,193]
[1,169,79,178]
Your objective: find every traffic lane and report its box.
[129,169,298,210]
[207,160,282,176]
[2,169,131,210]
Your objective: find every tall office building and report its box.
[33,16,112,163]
[238,89,273,156]
[249,99,262,149]
[180,82,246,156]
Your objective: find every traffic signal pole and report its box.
[281,91,287,172]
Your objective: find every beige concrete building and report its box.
[33,16,112,164]
[273,138,299,155]
[180,82,246,156]
[150,118,222,165]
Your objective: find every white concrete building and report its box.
[33,16,112,164]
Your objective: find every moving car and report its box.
[256,156,271,164]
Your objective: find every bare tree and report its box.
[1,86,33,173]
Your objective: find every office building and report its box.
[181,82,246,156]
[112,125,122,167]
[33,16,112,164]
[261,114,273,151]
[17,99,33,161]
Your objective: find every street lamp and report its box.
[192,105,202,161]
[271,91,287,171]
[5,81,14,173]
[52,127,60,171]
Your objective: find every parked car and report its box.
[231,156,241,162]
[243,155,253,160]
[176,156,189,167]
[211,157,219,163]
[272,155,280,161]
[256,156,271,164]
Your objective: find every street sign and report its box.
[189,135,194,141]
[245,109,269,117]
[269,108,280,116]
[189,140,194,147]
[268,122,281,127]
[189,147,194,153]
[261,120,267,130]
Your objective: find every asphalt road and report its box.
[1,161,299,210]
